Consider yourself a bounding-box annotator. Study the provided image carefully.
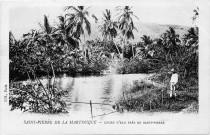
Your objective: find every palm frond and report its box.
[133,26,138,32]
[92,14,98,23]
[116,14,125,21]
[58,15,65,23]
[78,6,84,11]
[129,6,133,10]
[115,6,122,10]
[84,6,91,12]
[83,11,89,16]
[64,6,80,13]
[38,22,45,32]
[84,17,91,35]
[43,15,52,34]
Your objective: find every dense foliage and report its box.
[9,81,68,113]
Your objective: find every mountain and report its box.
[87,22,191,43]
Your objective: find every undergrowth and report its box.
[114,79,198,113]
[9,81,69,114]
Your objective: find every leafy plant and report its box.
[9,81,68,114]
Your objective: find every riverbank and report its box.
[9,72,198,115]
[115,74,198,113]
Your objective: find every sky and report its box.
[9,2,198,39]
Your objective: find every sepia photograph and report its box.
[1,0,210,134]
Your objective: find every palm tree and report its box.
[98,9,120,55]
[160,27,180,62]
[141,35,153,46]
[21,29,41,49]
[39,15,58,85]
[192,7,199,24]
[116,6,139,58]
[141,35,153,58]
[182,27,198,63]
[64,6,97,61]
[39,15,57,41]
[181,27,198,78]
[183,27,198,48]
[55,15,79,51]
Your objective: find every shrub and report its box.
[9,81,68,114]
[116,58,154,74]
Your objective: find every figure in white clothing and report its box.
[170,68,178,97]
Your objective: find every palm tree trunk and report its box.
[47,69,50,90]
[132,44,135,58]
[122,37,126,59]
[150,100,152,111]
[115,44,121,55]
[83,34,86,62]
[111,37,121,55]
[50,62,55,87]
[27,71,31,80]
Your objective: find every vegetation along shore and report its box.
[9,6,198,114]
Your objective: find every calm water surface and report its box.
[54,74,151,116]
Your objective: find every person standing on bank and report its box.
[170,68,178,98]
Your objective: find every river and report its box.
[51,74,151,117]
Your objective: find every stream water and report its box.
[53,74,151,117]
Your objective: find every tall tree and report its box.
[183,27,198,48]
[160,27,181,63]
[39,15,58,83]
[64,6,97,61]
[181,27,198,78]
[55,15,79,51]
[116,6,139,58]
[141,35,153,58]
[141,35,153,46]
[192,7,199,24]
[39,15,57,41]
[98,9,120,55]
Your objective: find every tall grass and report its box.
[115,80,198,113]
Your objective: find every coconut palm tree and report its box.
[39,15,57,41]
[98,9,120,55]
[192,7,199,24]
[181,27,198,79]
[141,35,153,46]
[160,27,180,62]
[55,15,79,51]
[39,15,58,84]
[64,6,97,61]
[141,35,153,58]
[183,27,198,48]
[116,6,139,58]
[182,27,198,64]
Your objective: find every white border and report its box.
[0,0,210,134]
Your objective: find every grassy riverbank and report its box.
[115,73,198,113]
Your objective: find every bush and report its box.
[9,81,69,114]
[116,58,154,74]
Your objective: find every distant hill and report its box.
[86,22,191,43]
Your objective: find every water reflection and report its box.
[56,74,150,115]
